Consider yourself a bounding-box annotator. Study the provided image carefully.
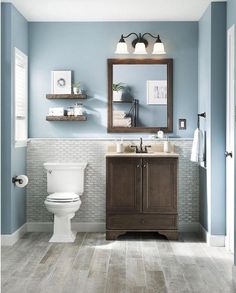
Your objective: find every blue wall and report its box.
[29,22,198,138]
[198,2,226,235]
[1,3,28,234]
[227,0,236,265]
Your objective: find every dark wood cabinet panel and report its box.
[106,157,142,213]
[107,214,177,230]
[106,156,178,240]
[142,158,177,213]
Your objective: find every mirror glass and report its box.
[108,59,173,133]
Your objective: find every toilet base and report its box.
[49,231,76,243]
[50,212,77,243]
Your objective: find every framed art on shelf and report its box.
[51,70,72,94]
[147,80,167,105]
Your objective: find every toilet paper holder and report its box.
[12,176,23,184]
[12,175,29,188]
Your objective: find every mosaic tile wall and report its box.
[26,139,199,225]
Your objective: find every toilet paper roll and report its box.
[15,175,28,188]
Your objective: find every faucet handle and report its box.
[131,145,138,153]
[144,145,152,153]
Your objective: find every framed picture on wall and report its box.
[51,70,72,94]
[147,80,167,105]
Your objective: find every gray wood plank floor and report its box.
[1,232,235,293]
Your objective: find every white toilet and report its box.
[44,162,87,243]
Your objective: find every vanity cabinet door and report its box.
[106,157,142,213]
[142,158,177,214]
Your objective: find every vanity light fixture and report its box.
[115,33,166,55]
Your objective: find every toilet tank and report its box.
[44,162,87,194]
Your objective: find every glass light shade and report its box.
[133,42,147,54]
[115,42,129,54]
[152,42,166,54]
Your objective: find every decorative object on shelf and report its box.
[67,106,74,116]
[72,82,82,94]
[115,33,166,55]
[48,107,64,116]
[112,82,125,101]
[74,103,84,116]
[147,80,167,105]
[51,70,72,94]
[46,94,87,99]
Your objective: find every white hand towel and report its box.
[199,130,205,162]
[191,128,200,162]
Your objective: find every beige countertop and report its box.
[105,152,179,158]
[106,142,179,158]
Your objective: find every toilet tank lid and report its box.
[44,162,87,170]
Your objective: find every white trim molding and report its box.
[233,266,236,289]
[1,224,27,246]
[1,222,210,245]
[26,222,106,233]
[200,224,225,247]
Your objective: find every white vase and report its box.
[113,91,122,101]
[73,87,81,94]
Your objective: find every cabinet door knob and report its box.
[137,164,140,168]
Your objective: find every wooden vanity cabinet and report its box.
[106,156,178,240]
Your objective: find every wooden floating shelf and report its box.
[46,94,87,99]
[46,115,87,121]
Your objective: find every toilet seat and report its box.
[46,192,80,203]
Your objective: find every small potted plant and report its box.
[72,82,82,94]
[112,82,125,101]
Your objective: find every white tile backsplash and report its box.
[26,139,199,225]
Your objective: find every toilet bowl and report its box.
[45,192,81,242]
[44,163,87,243]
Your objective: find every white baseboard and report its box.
[178,222,200,232]
[26,222,106,233]
[1,222,213,245]
[200,224,225,247]
[1,224,27,246]
[233,266,236,288]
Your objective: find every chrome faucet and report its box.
[131,138,152,153]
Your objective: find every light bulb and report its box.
[115,42,129,54]
[152,42,166,54]
[133,42,147,54]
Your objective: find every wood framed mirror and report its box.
[108,58,173,133]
